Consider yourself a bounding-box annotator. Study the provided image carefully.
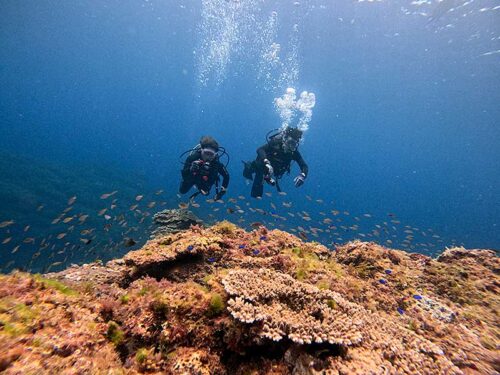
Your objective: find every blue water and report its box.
[1,0,499,272]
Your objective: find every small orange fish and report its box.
[298,232,308,240]
[79,214,89,223]
[57,233,67,240]
[63,217,74,224]
[100,191,118,199]
[67,196,77,205]
[98,208,108,216]
[0,220,15,228]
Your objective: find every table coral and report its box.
[222,268,460,374]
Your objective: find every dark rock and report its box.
[150,209,203,238]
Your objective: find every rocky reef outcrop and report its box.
[0,220,498,374]
[150,209,204,239]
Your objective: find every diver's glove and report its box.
[190,160,203,174]
[294,173,306,187]
[263,159,274,176]
[214,187,226,201]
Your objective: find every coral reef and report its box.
[1,219,498,374]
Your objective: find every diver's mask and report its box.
[282,136,299,153]
[201,147,217,161]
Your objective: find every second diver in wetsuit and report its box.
[243,127,308,198]
[180,136,229,201]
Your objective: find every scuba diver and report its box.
[243,127,308,198]
[180,136,229,201]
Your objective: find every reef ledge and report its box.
[0,221,498,374]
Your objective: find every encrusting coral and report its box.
[0,219,498,374]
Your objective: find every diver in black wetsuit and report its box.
[243,127,308,198]
[180,136,230,201]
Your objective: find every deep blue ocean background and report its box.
[1,0,499,273]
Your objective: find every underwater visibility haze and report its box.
[1,2,500,374]
[0,0,499,272]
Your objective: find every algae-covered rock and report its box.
[0,223,498,374]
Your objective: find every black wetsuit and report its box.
[180,151,230,195]
[250,137,308,198]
